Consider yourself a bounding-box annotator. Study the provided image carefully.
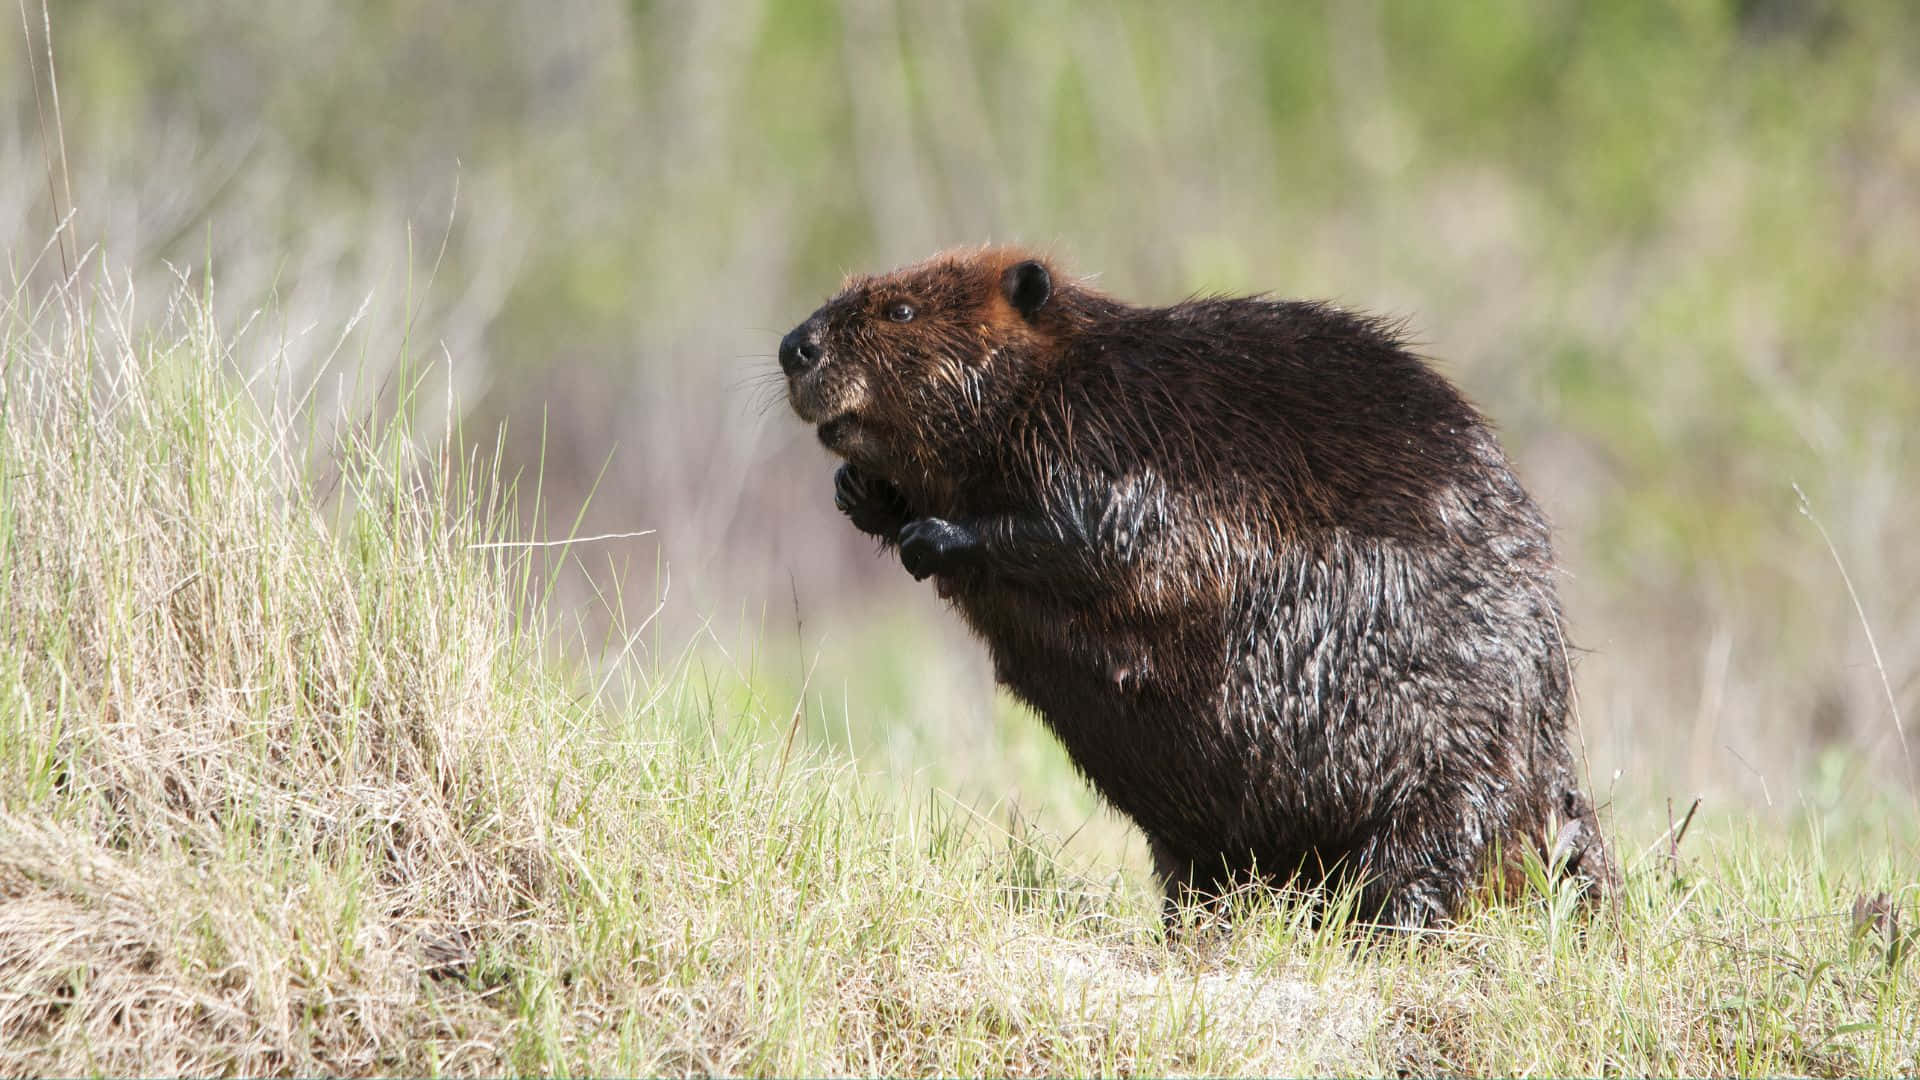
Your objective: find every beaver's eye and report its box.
[886,302,916,323]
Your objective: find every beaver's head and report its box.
[780,247,1062,482]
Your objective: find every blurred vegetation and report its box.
[6,0,1918,824]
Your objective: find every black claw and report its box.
[898,517,982,581]
[833,464,912,539]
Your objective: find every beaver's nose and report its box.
[779,326,824,377]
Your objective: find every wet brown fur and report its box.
[781,245,1617,928]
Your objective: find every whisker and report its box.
[729,368,791,395]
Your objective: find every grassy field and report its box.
[2,276,1915,1076]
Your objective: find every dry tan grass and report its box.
[0,277,558,1072]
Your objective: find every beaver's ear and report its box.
[1001,260,1051,320]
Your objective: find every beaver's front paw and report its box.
[898,517,984,581]
[833,464,913,539]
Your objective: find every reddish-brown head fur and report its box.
[780,246,1078,493]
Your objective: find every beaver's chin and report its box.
[816,413,896,472]
[815,413,859,451]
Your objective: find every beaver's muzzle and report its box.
[778,320,824,377]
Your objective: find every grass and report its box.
[1,276,1916,1076]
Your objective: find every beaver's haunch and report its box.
[780,246,1616,928]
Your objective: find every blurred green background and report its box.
[7,0,1917,846]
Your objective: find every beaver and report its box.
[779,246,1617,928]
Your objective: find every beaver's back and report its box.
[1051,299,1488,538]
